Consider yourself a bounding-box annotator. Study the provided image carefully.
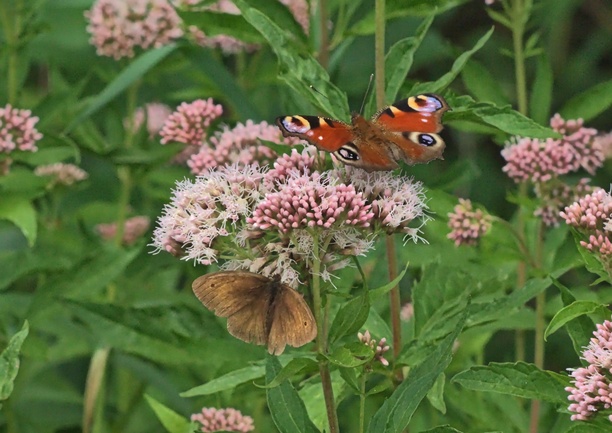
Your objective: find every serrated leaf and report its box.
[385,14,434,104]
[338,367,360,394]
[260,357,318,389]
[328,291,370,345]
[0,196,37,246]
[445,96,560,139]
[559,78,612,122]
[325,343,373,368]
[367,310,466,433]
[410,27,494,95]
[551,278,597,356]
[144,394,192,433]
[65,44,177,133]
[452,362,569,404]
[266,356,320,433]
[462,60,509,106]
[181,365,264,397]
[368,262,410,300]
[0,321,29,401]
[232,0,349,120]
[545,300,608,340]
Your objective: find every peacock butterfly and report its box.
[276,93,449,172]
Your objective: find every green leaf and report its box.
[363,308,392,341]
[529,54,553,125]
[461,60,509,106]
[64,44,177,133]
[232,0,349,120]
[559,78,612,121]
[469,277,552,326]
[338,367,360,394]
[551,278,597,356]
[453,362,569,404]
[180,11,263,43]
[570,230,612,284]
[384,14,434,104]
[426,373,447,414]
[181,365,265,397]
[545,300,608,340]
[0,196,37,246]
[260,357,318,389]
[367,310,466,433]
[325,343,373,368]
[266,355,320,433]
[420,426,464,433]
[368,262,410,300]
[351,0,469,35]
[328,291,370,345]
[410,27,494,95]
[446,96,560,139]
[0,321,29,401]
[144,394,192,433]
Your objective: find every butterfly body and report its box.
[192,271,317,355]
[276,94,449,172]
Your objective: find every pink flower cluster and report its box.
[125,102,172,137]
[561,188,612,257]
[358,330,390,367]
[249,172,373,233]
[502,115,601,183]
[566,318,612,422]
[160,99,224,146]
[191,407,254,432]
[85,0,184,60]
[447,198,492,246]
[0,104,43,154]
[34,163,88,186]
[501,114,603,226]
[188,120,293,175]
[97,216,151,246]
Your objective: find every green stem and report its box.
[359,370,367,433]
[374,0,385,109]
[311,234,339,433]
[82,348,110,433]
[1,0,22,104]
[510,0,528,116]
[318,0,329,68]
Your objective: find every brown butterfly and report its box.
[192,271,317,355]
[276,93,449,172]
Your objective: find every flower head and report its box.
[85,0,184,60]
[358,330,390,367]
[187,120,299,175]
[160,99,224,146]
[447,198,492,246]
[191,407,254,432]
[34,163,88,187]
[97,216,151,246]
[0,104,43,154]
[125,102,172,137]
[566,318,612,422]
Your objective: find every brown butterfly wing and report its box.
[192,271,270,317]
[374,94,449,133]
[266,285,317,355]
[225,291,272,346]
[276,115,354,152]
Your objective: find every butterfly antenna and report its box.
[309,85,329,100]
[359,73,374,115]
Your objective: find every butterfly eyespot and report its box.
[337,144,360,161]
[418,133,436,146]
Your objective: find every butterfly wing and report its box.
[266,285,317,355]
[192,271,274,346]
[374,94,449,165]
[276,115,354,152]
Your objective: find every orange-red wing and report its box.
[276,115,354,152]
[374,94,449,134]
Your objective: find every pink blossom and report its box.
[125,102,172,137]
[561,188,612,231]
[191,407,254,432]
[85,0,184,60]
[595,130,612,159]
[263,147,316,188]
[279,0,310,34]
[34,163,88,186]
[248,172,373,233]
[358,330,391,367]
[0,104,43,154]
[534,178,592,227]
[400,302,414,321]
[160,99,223,146]
[97,216,151,246]
[187,120,298,175]
[447,198,492,246]
[566,318,612,422]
